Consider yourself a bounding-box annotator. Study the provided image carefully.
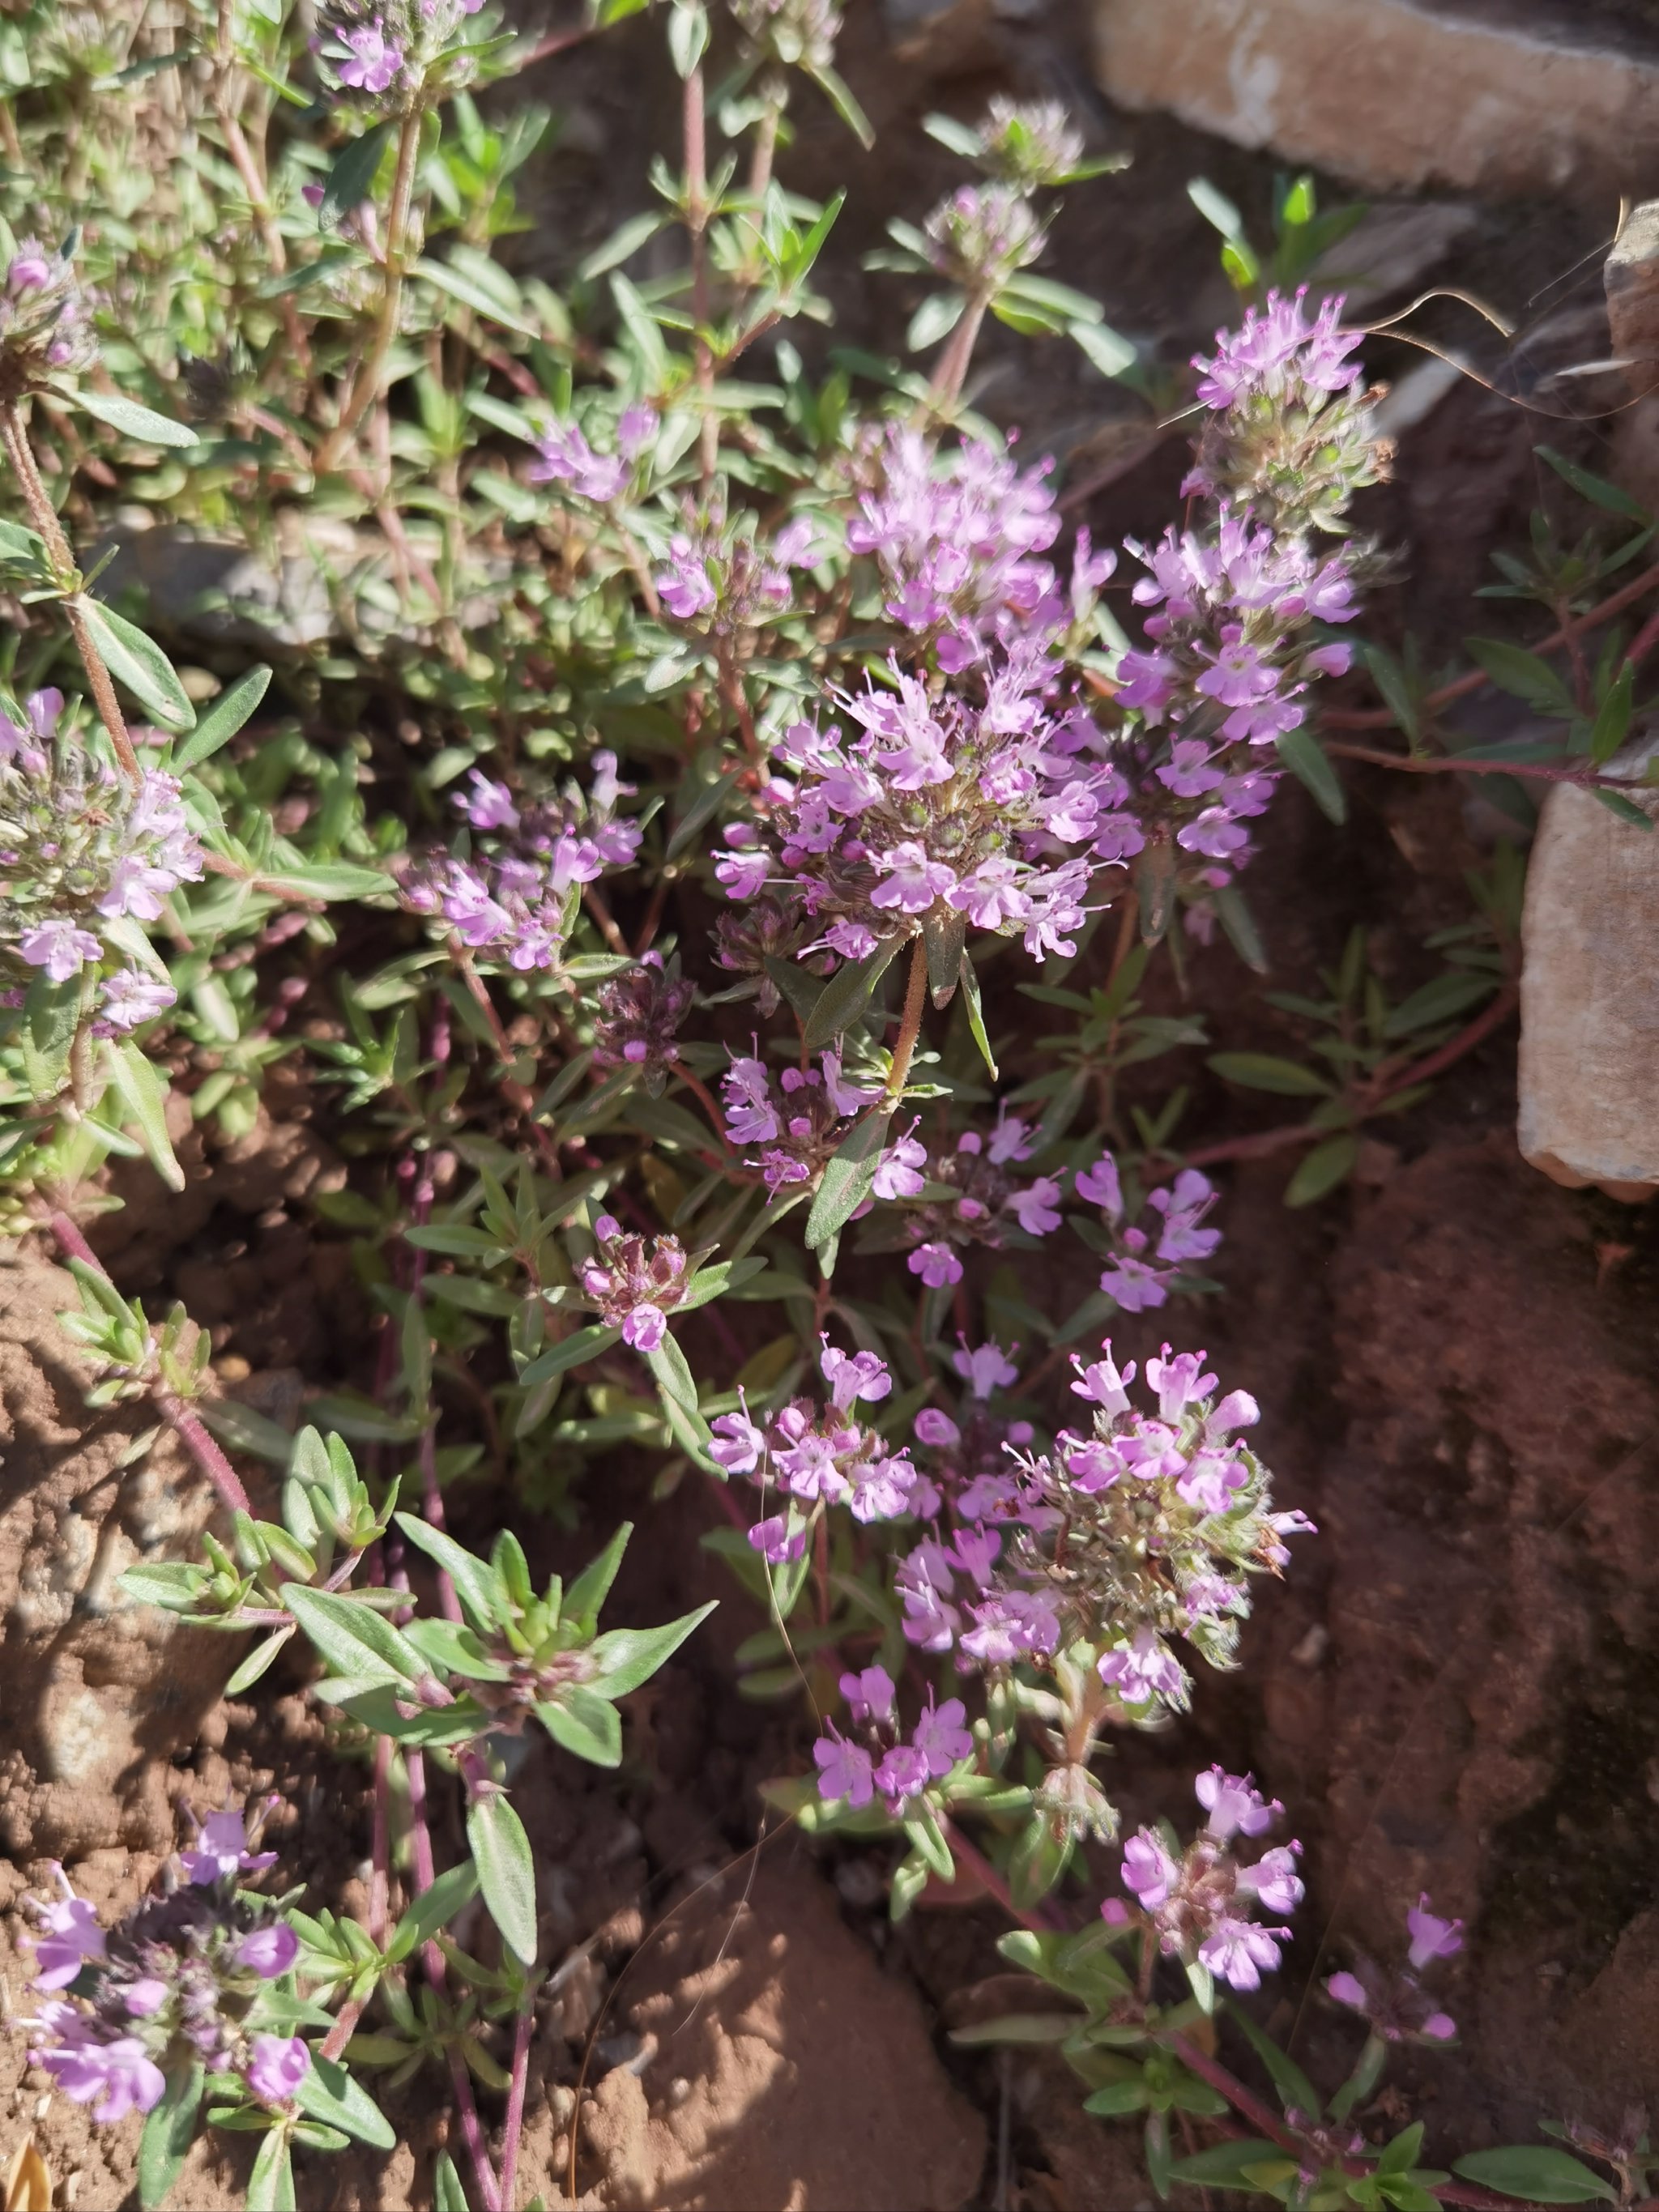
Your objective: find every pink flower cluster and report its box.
[812,1662,974,1812]
[403,754,640,971]
[1,688,198,1029]
[21,1805,309,2125]
[578,1215,690,1351]
[1,240,95,375]
[1326,1894,1463,2044]
[530,406,658,505]
[1111,1766,1303,1993]
[1192,288,1364,416]
[716,650,1100,970]
[865,1110,1071,1287]
[1073,1150,1220,1312]
[655,508,821,633]
[719,1048,878,1190]
[847,425,1071,664]
[591,950,694,1084]
[710,1337,923,1557]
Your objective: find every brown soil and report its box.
[6,5,1659,2208]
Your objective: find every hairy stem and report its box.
[498,1999,536,2212]
[1,399,140,782]
[46,1213,254,1514]
[929,290,990,411]
[884,936,931,1099]
[684,66,718,485]
[325,105,423,467]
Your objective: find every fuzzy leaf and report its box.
[106,1036,186,1191]
[280,1583,424,1686]
[294,2056,394,2149]
[246,2129,296,2212]
[139,2064,203,2210]
[802,940,901,1050]
[536,1684,625,1767]
[78,599,194,731]
[386,1861,480,1966]
[392,1513,501,1635]
[467,1791,538,1964]
[1275,725,1346,823]
[1451,2150,1616,2205]
[805,1106,893,1251]
[73,390,198,447]
[318,122,390,228]
[169,665,272,771]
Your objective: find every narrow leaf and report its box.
[589,1601,718,1697]
[318,122,390,228]
[107,1037,186,1191]
[1275,725,1346,824]
[169,665,271,771]
[73,390,198,448]
[805,1107,893,1250]
[467,1793,539,1963]
[78,599,195,731]
[802,940,900,1050]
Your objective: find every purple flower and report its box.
[710,1406,766,1478]
[99,969,177,1031]
[1406,1894,1464,1971]
[1070,1344,1134,1414]
[36,2036,166,2123]
[951,1339,1017,1396]
[1098,1627,1185,1707]
[19,918,100,981]
[1007,1174,1063,1237]
[1199,1916,1290,1993]
[747,1513,804,1564]
[337,20,403,92]
[1074,1153,1123,1217]
[872,1129,927,1200]
[813,1726,875,1808]
[622,1304,667,1352]
[1121,1828,1179,1912]
[1327,1970,1368,2012]
[913,1696,972,1776]
[840,1664,897,1727]
[181,1807,278,1886]
[819,1339,891,1410]
[1237,1843,1303,1916]
[1195,1767,1279,1842]
[247,2034,310,2106]
[907,1241,962,1289]
[235,1923,299,1980]
[874,1742,931,1806]
[869,841,957,914]
[27,1873,105,1991]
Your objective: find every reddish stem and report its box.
[47,1213,253,1515]
[498,2001,536,2211]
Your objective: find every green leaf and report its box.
[279,1583,424,1686]
[1380,970,1495,1038]
[254,861,390,900]
[318,122,390,228]
[1168,2139,1285,2188]
[1536,444,1650,520]
[1464,637,1573,715]
[413,254,537,336]
[1589,659,1636,766]
[803,940,901,1051]
[561,1520,631,1633]
[1378,2124,1426,2179]
[1208,1051,1333,1096]
[643,1328,712,1455]
[1082,2079,1149,2116]
[73,389,198,448]
[1284,1132,1358,1207]
[107,1036,186,1191]
[139,2064,204,2210]
[78,599,195,731]
[169,666,272,771]
[433,2151,469,2212]
[516,1321,624,1387]
[1451,2149,1616,2204]
[536,1685,624,1767]
[386,1861,480,1966]
[805,1106,893,1251]
[294,2055,395,2149]
[246,2128,296,2212]
[590,1600,718,1697]
[578,211,667,281]
[467,1791,538,1964]
[1224,2000,1320,2122]
[958,953,998,1080]
[392,1513,501,1635]
[224,1628,295,1695]
[1593,786,1655,829]
[1070,320,1137,378]
[803,59,873,147]
[21,966,81,1100]
[907,292,965,353]
[1275,725,1346,824]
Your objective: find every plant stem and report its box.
[885,936,930,1099]
[0,399,140,782]
[929,289,990,410]
[684,66,718,485]
[46,1212,254,1514]
[747,83,783,204]
[498,1999,535,2211]
[1323,559,1659,732]
[941,1818,1063,1933]
[326,104,423,467]
[212,0,312,378]
[1323,739,1634,790]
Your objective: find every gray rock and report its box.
[1517,744,1659,1201]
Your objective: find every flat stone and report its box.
[1092,0,1659,200]
[1518,751,1659,1200]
